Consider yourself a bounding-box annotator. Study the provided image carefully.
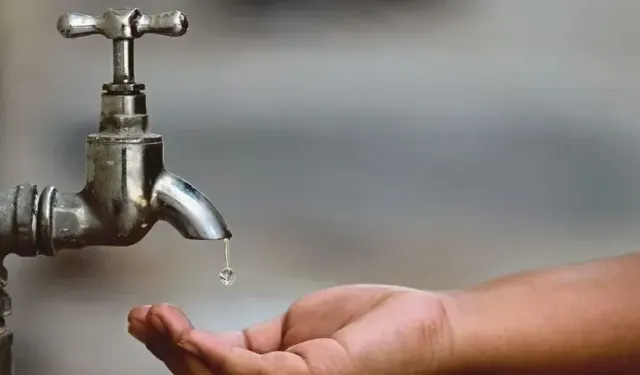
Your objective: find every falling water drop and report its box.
[219,267,235,286]
[219,238,236,286]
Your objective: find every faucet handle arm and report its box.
[56,12,101,38]
[57,9,188,40]
[136,11,189,38]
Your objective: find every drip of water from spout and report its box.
[219,238,236,286]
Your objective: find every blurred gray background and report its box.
[2,0,640,373]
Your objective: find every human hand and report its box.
[127,284,456,375]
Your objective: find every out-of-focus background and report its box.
[1,0,640,373]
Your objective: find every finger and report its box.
[146,303,193,342]
[128,304,202,375]
[179,330,309,375]
[130,318,191,374]
[146,304,201,375]
[128,318,151,344]
[127,305,152,343]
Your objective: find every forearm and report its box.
[446,253,640,374]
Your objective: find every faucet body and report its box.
[0,9,232,375]
[0,134,230,256]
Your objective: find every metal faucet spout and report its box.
[152,172,232,240]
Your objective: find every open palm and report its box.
[128,284,453,375]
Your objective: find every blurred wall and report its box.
[2,0,640,373]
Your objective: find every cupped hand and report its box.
[127,285,456,375]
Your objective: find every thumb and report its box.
[179,330,310,375]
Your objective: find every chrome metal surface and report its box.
[0,9,230,374]
[56,9,188,40]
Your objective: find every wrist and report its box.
[415,291,475,375]
[438,287,546,374]
[430,291,481,374]
[438,289,498,373]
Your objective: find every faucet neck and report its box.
[99,90,149,134]
[112,39,135,84]
[99,38,149,135]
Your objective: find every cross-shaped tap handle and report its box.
[57,8,188,40]
[56,9,189,88]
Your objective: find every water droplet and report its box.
[219,267,236,286]
[141,223,148,228]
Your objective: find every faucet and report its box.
[0,8,232,374]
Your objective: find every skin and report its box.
[128,252,640,374]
